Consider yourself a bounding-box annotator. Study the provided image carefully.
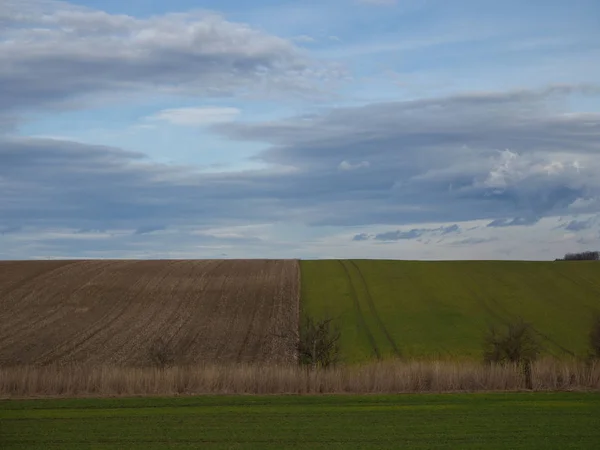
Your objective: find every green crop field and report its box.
[301,260,600,362]
[2,393,599,449]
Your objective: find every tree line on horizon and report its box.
[555,251,599,261]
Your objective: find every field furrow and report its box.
[0,261,76,302]
[40,260,183,365]
[0,261,117,349]
[338,261,381,360]
[0,259,299,366]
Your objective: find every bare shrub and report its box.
[589,313,600,361]
[483,320,540,364]
[148,337,175,368]
[483,319,540,389]
[297,316,341,369]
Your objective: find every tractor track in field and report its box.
[464,269,577,358]
[0,261,117,347]
[104,260,208,365]
[170,260,227,358]
[235,265,269,364]
[338,260,381,360]
[0,261,77,302]
[191,263,236,362]
[33,260,180,365]
[556,270,600,297]
[349,261,401,358]
[0,259,300,366]
[35,260,147,365]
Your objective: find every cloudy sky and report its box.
[1,0,599,260]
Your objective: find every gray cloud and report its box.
[440,224,460,234]
[0,0,339,113]
[564,217,596,231]
[214,85,600,226]
[449,237,498,246]
[353,224,461,241]
[0,136,294,232]
[375,229,423,241]
[487,217,541,227]
[2,86,600,258]
[357,0,398,5]
[0,226,21,235]
[134,225,167,235]
[576,233,600,246]
[74,228,107,234]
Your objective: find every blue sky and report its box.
[1,0,599,259]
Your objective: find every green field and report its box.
[1,393,599,449]
[301,260,600,362]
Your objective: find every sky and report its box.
[1,0,599,260]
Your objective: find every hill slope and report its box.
[301,260,600,362]
[0,259,299,366]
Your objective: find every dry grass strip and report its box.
[2,359,599,398]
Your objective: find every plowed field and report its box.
[0,260,299,366]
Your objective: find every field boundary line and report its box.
[338,260,381,360]
[349,261,401,358]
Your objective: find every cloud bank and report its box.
[0,0,340,115]
[2,87,599,242]
[1,1,599,259]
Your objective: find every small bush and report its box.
[297,316,341,369]
[483,319,540,389]
[589,314,600,360]
[483,319,540,365]
[148,337,175,368]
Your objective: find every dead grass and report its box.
[1,359,599,398]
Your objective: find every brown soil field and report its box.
[0,259,300,366]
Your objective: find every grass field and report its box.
[301,260,600,362]
[2,393,599,449]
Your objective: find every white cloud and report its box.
[147,107,241,126]
[292,35,316,43]
[0,0,340,112]
[476,149,592,194]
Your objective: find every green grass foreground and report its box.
[1,393,600,449]
[301,260,600,362]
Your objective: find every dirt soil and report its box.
[0,260,299,365]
